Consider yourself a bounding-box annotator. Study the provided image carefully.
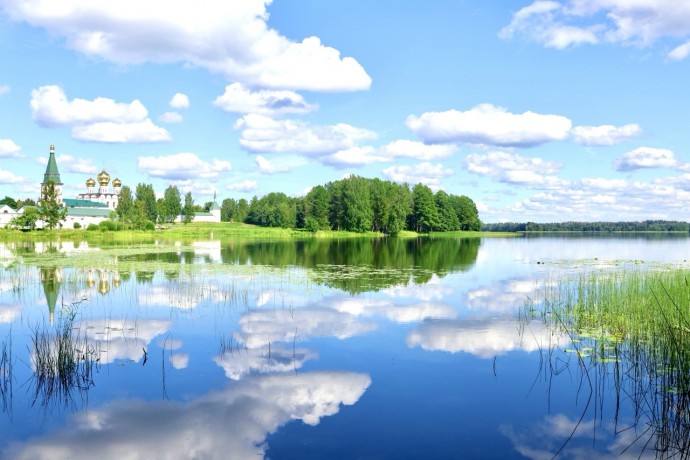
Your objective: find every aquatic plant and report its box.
[0,332,12,415]
[527,269,690,458]
[29,311,100,408]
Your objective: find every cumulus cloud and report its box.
[226,179,258,193]
[407,104,572,147]
[169,92,189,109]
[31,85,170,143]
[500,1,690,59]
[571,123,641,146]
[0,168,27,184]
[255,155,289,174]
[5,371,371,460]
[465,151,567,189]
[1,1,371,91]
[214,83,317,116]
[382,162,454,190]
[138,152,231,181]
[0,139,22,158]
[321,146,392,169]
[236,114,377,155]
[37,154,98,174]
[615,146,680,171]
[499,1,600,49]
[379,140,457,161]
[159,111,183,123]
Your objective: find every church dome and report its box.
[112,178,122,187]
[86,178,96,187]
[97,169,110,186]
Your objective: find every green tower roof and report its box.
[43,144,62,184]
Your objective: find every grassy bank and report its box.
[0,222,507,242]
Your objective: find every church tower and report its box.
[42,144,63,204]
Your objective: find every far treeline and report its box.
[482,220,690,233]
[223,176,481,234]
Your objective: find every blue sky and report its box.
[1,0,690,223]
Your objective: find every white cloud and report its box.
[500,1,690,59]
[73,119,171,143]
[36,154,98,174]
[499,1,600,49]
[2,1,371,91]
[5,371,371,460]
[214,83,317,116]
[236,114,377,155]
[382,162,454,190]
[159,111,183,123]
[465,151,567,189]
[31,85,147,127]
[322,146,392,169]
[169,92,189,109]
[226,179,258,193]
[0,84,9,96]
[379,140,457,161]
[31,85,170,143]
[407,104,572,147]
[0,139,22,158]
[255,155,289,174]
[571,123,641,145]
[138,152,231,180]
[615,146,679,171]
[0,168,27,184]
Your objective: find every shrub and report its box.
[86,223,99,231]
[144,220,155,231]
[304,216,320,233]
[73,222,81,229]
[98,220,115,231]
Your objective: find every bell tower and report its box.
[42,144,63,203]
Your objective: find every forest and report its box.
[221,176,481,234]
[482,220,690,233]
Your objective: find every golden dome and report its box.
[86,178,96,187]
[112,178,122,187]
[97,169,110,186]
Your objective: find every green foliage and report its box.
[10,206,39,230]
[116,185,134,226]
[0,196,17,209]
[304,216,320,233]
[483,220,690,232]
[86,223,99,231]
[144,220,155,231]
[135,183,157,222]
[411,183,439,233]
[246,192,296,228]
[98,220,116,231]
[73,222,81,229]
[162,185,182,223]
[221,198,250,223]
[38,180,67,230]
[182,192,195,224]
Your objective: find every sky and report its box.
[1,0,690,223]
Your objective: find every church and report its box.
[38,145,220,228]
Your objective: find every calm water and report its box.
[1,235,690,459]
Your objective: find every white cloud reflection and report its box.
[77,318,171,364]
[5,371,371,460]
[407,318,566,358]
[214,344,317,380]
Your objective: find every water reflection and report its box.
[4,371,371,460]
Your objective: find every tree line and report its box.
[222,176,481,234]
[2,176,481,234]
[482,220,690,233]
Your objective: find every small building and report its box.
[0,204,20,227]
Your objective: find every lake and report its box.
[1,234,690,459]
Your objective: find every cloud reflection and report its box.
[407,318,566,358]
[4,371,371,460]
[466,279,544,313]
[214,344,317,380]
[78,318,171,364]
